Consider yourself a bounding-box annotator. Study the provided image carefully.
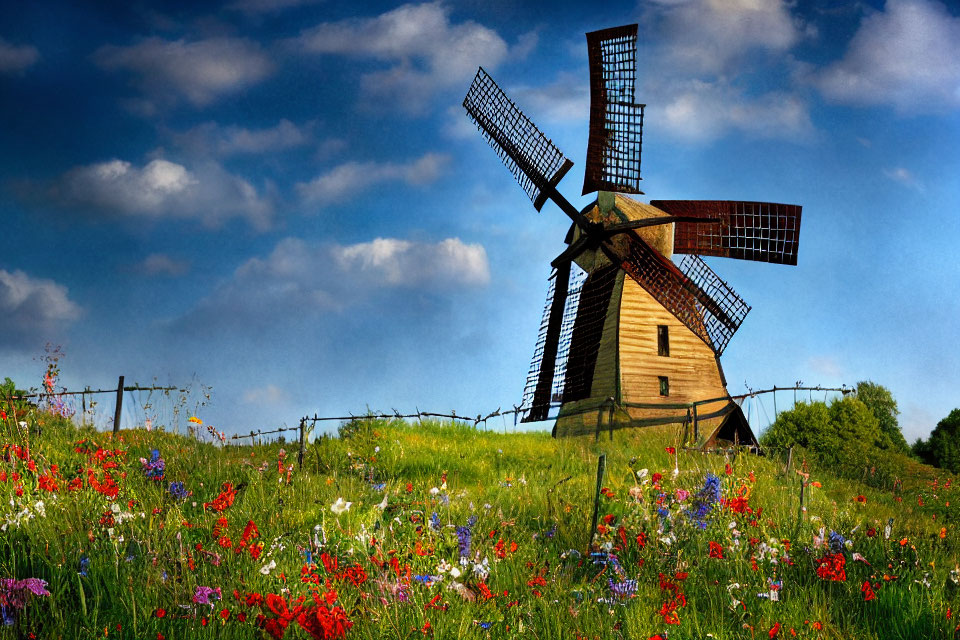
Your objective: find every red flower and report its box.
[708,541,724,559]
[725,463,733,475]
[861,580,876,601]
[769,622,781,638]
[155,608,166,618]
[665,447,675,455]
[815,553,846,582]
[651,473,662,486]
[866,527,876,537]
[856,494,866,504]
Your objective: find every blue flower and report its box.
[828,530,847,554]
[456,526,472,558]
[142,449,165,481]
[168,481,189,500]
[608,577,637,598]
[78,555,89,577]
[430,512,441,531]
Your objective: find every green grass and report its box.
[1,413,959,639]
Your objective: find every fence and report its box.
[5,376,181,434]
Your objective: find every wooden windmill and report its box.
[463,25,801,444]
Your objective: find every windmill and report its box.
[463,24,801,444]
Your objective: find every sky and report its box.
[1,0,958,441]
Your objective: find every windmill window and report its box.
[659,376,669,397]
[657,325,670,357]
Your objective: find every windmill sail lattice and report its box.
[656,200,802,266]
[582,24,645,196]
[464,67,573,211]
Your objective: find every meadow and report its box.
[0,411,957,639]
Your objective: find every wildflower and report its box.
[168,481,189,500]
[709,541,724,559]
[861,580,876,601]
[78,555,89,577]
[665,447,675,455]
[430,512,441,531]
[856,494,866,504]
[204,483,238,512]
[828,531,846,554]
[769,622,781,637]
[815,553,846,582]
[141,450,165,481]
[331,498,352,515]
[194,586,222,605]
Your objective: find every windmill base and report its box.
[551,397,757,449]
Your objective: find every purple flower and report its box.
[193,585,222,605]
[0,578,51,610]
[141,449,165,481]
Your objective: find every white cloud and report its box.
[136,253,191,277]
[294,2,508,113]
[643,0,807,75]
[173,119,312,156]
[817,0,960,112]
[242,384,291,405]
[0,38,39,74]
[183,236,489,325]
[334,237,490,287]
[93,37,273,107]
[509,72,589,123]
[46,158,273,229]
[296,153,448,206]
[0,269,81,347]
[883,166,924,190]
[649,77,815,142]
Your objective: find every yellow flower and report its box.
[188,416,203,425]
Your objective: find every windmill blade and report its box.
[463,67,574,211]
[521,260,572,422]
[605,233,749,356]
[677,254,751,356]
[582,24,645,196]
[653,200,802,266]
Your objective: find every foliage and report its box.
[760,396,885,477]
[916,409,960,474]
[856,381,908,454]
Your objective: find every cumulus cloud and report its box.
[43,158,273,229]
[0,269,81,348]
[173,119,313,156]
[180,236,489,326]
[509,72,589,123]
[0,38,39,74]
[643,0,808,76]
[93,37,273,107]
[297,153,448,206]
[294,2,509,113]
[135,253,191,277]
[649,77,815,142]
[816,0,960,112]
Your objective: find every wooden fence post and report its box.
[785,446,793,473]
[112,376,124,436]
[588,454,606,550]
[298,418,307,470]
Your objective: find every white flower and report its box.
[34,501,45,518]
[429,487,440,496]
[259,560,277,575]
[449,566,461,579]
[376,493,388,510]
[637,469,649,481]
[331,497,352,515]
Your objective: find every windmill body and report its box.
[463,24,801,445]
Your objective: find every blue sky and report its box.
[1,0,958,441]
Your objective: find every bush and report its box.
[760,396,883,479]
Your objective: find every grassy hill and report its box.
[0,413,957,639]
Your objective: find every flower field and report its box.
[1,414,958,639]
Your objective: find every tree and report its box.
[855,381,908,453]
[923,409,960,473]
[760,396,882,477]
